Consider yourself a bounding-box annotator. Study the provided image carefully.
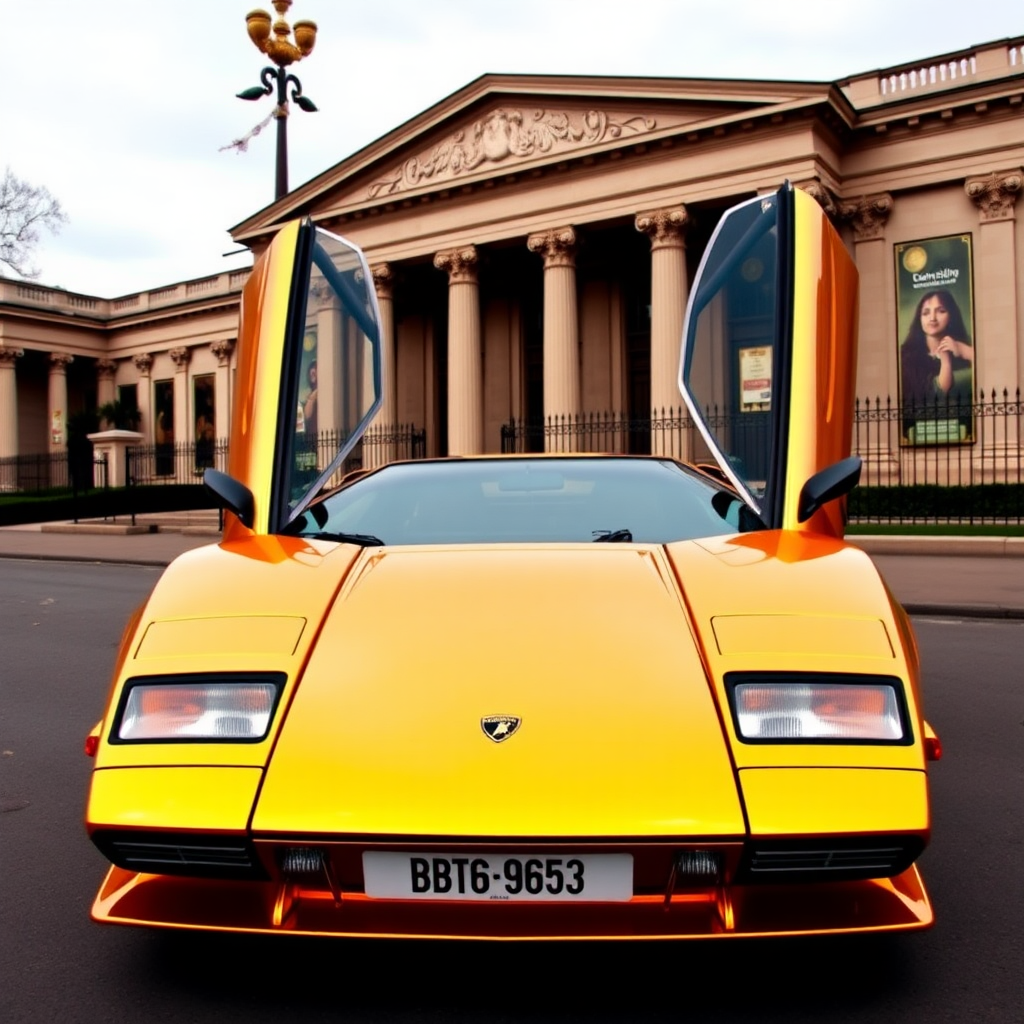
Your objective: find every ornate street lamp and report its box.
[236,1,318,200]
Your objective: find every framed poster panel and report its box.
[193,374,215,470]
[894,234,976,445]
[153,379,175,475]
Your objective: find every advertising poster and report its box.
[193,375,215,470]
[154,379,174,475]
[894,234,975,444]
[295,328,319,472]
[739,346,772,411]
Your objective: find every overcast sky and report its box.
[4,0,1021,297]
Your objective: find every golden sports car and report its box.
[85,185,940,939]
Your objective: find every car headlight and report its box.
[725,673,909,743]
[114,673,285,742]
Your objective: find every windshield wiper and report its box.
[592,529,633,543]
[304,531,386,547]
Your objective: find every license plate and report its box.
[363,853,633,901]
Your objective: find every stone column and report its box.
[966,169,1022,480]
[965,170,1022,391]
[434,246,482,455]
[369,263,396,468]
[96,359,117,410]
[211,341,234,441]
[527,227,580,450]
[840,193,894,398]
[636,205,690,458]
[169,347,191,479]
[0,348,24,487]
[48,353,74,451]
[133,354,153,442]
[840,193,895,482]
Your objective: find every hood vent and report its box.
[92,830,266,879]
[741,836,924,882]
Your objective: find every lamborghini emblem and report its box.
[481,715,521,743]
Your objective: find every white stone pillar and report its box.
[840,192,895,482]
[527,227,580,451]
[48,353,73,452]
[636,205,690,458]
[96,358,117,411]
[966,169,1022,482]
[434,246,482,456]
[133,354,153,442]
[169,347,191,481]
[367,264,397,468]
[966,170,1022,391]
[0,348,23,488]
[211,340,234,441]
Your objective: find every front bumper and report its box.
[92,863,932,939]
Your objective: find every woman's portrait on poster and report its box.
[900,288,974,438]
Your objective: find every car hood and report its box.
[253,545,745,838]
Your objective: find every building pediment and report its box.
[230,73,835,245]
[365,104,666,200]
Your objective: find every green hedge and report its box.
[849,484,1023,520]
[0,485,217,527]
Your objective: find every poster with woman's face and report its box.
[193,375,215,469]
[154,380,174,444]
[894,235,976,444]
[154,378,175,476]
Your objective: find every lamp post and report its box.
[237,1,318,201]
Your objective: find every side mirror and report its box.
[204,468,255,529]
[797,456,862,524]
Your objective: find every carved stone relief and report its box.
[839,193,894,242]
[635,206,689,249]
[372,263,394,300]
[527,227,578,269]
[434,246,479,284]
[48,353,74,372]
[965,170,1023,222]
[211,340,234,367]
[370,107,657,199]
[169,347,191,370]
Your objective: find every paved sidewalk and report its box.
[1,517,1021,619]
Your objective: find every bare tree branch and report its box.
[0,167,68,280]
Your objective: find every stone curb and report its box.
[900,603,1024,620]
[40,522,159,536]
[848,536,1024,557]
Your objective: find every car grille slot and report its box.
[742,837,922,882]
[93,831,265,879]
[750,846,905,873]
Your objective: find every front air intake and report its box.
[740,837,924,883]
[91,831,267,879]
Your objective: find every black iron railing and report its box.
[126,439,231,484]
[312,423,428,474]
[501,392,1022,523]
[854,390,1022,487]
[1,398,1020,525]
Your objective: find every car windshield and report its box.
[283,457,761,545]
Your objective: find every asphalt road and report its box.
[1,561,1021,1024]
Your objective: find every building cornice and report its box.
[0,273,248,330]
[232,94,856,258]
[229,79,854,247]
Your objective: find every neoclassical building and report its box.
[2,37,1022,479]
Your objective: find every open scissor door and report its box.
[678,185,860,536]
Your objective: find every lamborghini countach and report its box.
[84,184,939,939]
